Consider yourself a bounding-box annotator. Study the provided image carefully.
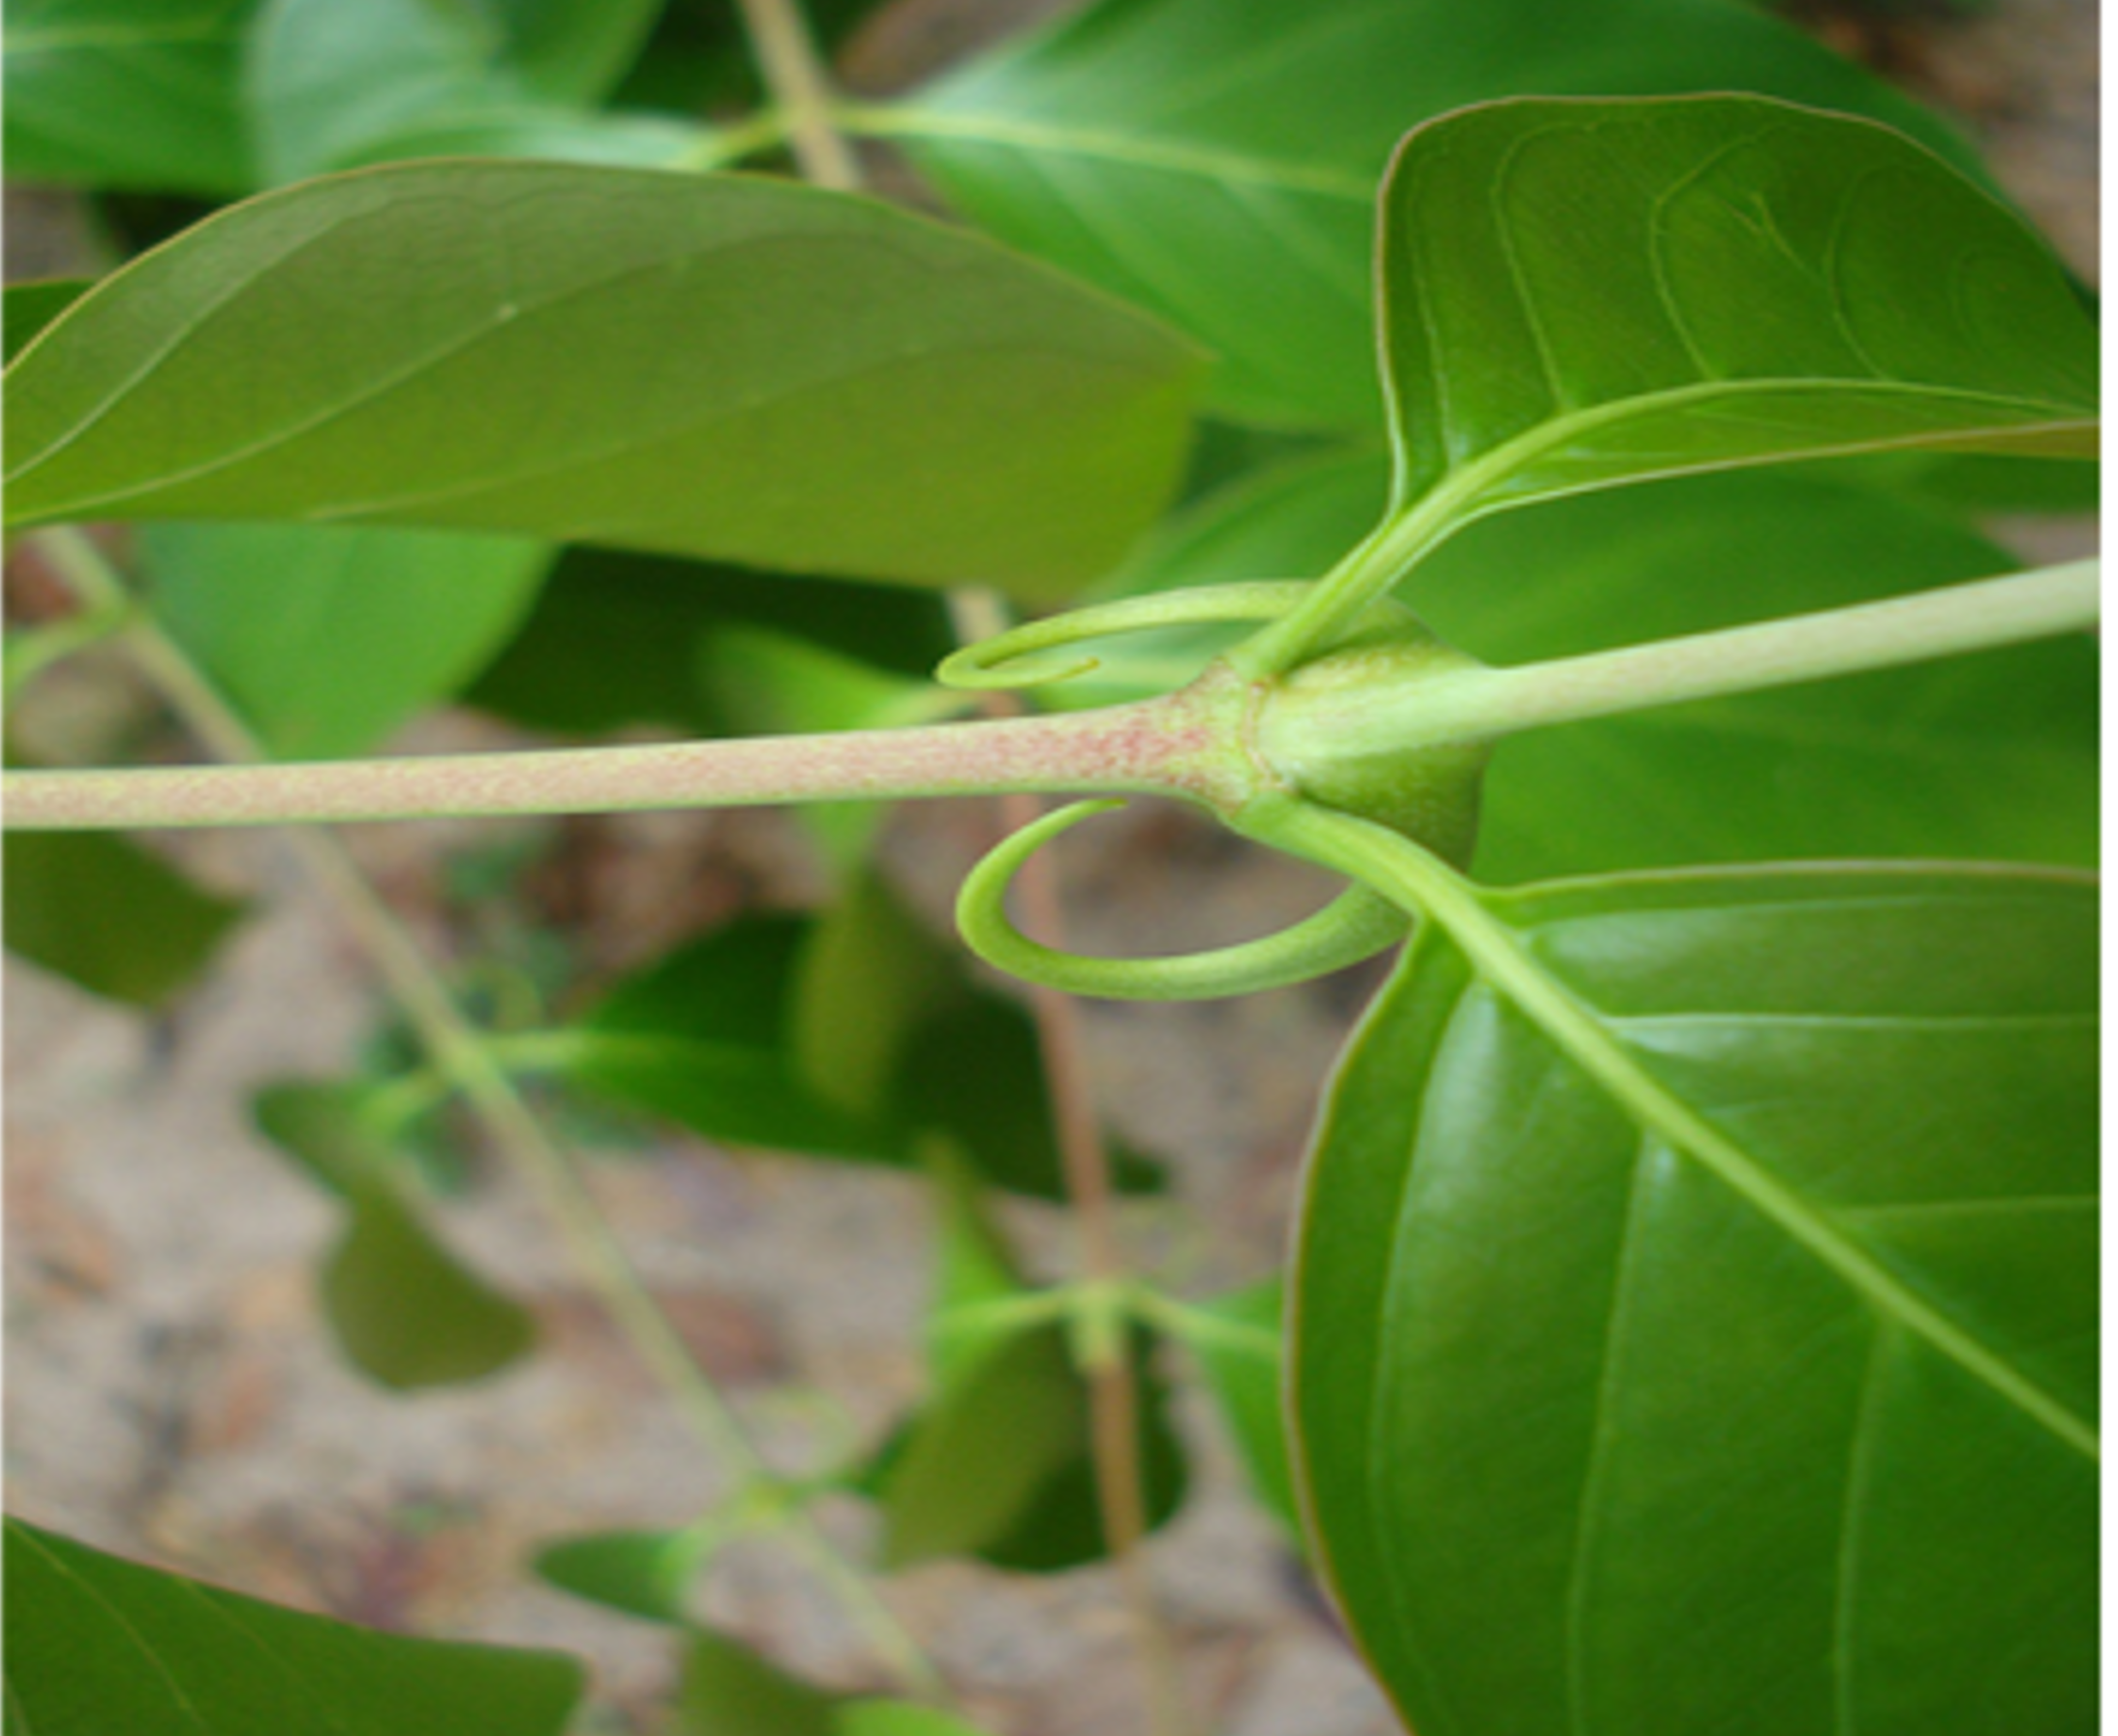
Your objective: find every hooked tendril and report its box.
[936,583,1313,692]
[955,799,1408,1001]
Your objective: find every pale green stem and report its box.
[733,0,860,189]
[1263,562,2100,768]
[2,698,1209,831]
[27,527,946,1700]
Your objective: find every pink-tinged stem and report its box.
[4,699,1219,832]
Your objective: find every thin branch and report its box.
[2,696,1210,831]
[733,0,862,190]
[29,527,944,1700]
[1264,561,2102,765]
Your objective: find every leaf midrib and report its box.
[1298,811,2098,1461]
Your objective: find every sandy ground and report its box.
[4,5,2095,1733]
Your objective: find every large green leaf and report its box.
[1292,860,2096,1735]
[4,0,257,194]
[4,1516,585,1734]
[4,162,1203,597]
[244,0,692,182]
[144,522,550,759]
[4,827,246,1006]
[4,279,96,365]
[871,0,1980,427]
[491,0,663,105]
[1368,98,2093,546]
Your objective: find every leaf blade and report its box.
[5,162,1203,597]
[1291,858,2096,1735]
[876,0,1988,427]
[1376,99,2094,526]
[4,1517,585,1735]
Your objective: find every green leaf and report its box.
[532,1526,710,1625]
[969,1325,1187,1574]
[874,1322,1089,1568]
[246,0,522,182]
[490,0,663,104]
[336,106,713,170]
[467,545,955,738]
[4,1516,585,1735]
[5,162,1202,598]
[564,916,896,1163]
[1293,862,2096,1735]
[4,0,257,194]
[1370,98,2093,543]
[5,278,96,365]
[672,1630,838,1736]
[1180,1282,1297,1534]
[891,995,1166,1201]
[791,870,963,1119]
[4,828,245,1006]
[144,522,550,759]
[838,1702,998,1736]
[873,1192,1183,1571]
[876,0,1982,427]
[255,1081,537,1389]
[245,0,688,181]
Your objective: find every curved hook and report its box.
[936,583,1314,693]
[955,799,1409,1001]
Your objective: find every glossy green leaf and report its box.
[878,0,1980,427]
[837,1705,997,1736]
[337,106,712,170]
[1293,864,2096,1735]
[5,162,1204,598]
[891,995,1166,1201]
[247,0,517,182]
[874,1199,1185,1572]
[672,1630,837,1736]
[245,0,688,181]
[4,828,245,1006]
[256,1081,537,1388]
[467,545,954,738]
[493,0,663,105]
[4,1516,586,1735]
[1109,450,2097,872]
[532,1525,710,1625]
[791,870,962,1120]
[874,1315,1187,1574]
[1182,1281,1297,1534]
[4,278,95,365]
[875,1322,1088,1568]
[554,900,1161,1197]
[144,522,550,759]
[1371,99,2094,541]
[5,0,257,194]
[563,916,893,1162]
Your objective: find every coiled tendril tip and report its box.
[955,798,1408,1002]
